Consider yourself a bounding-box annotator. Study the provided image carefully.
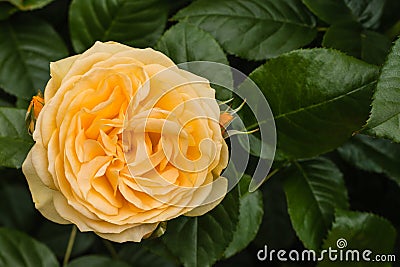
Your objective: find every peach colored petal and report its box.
[96,223,159,243]
[185,176,228,216]
[22,147,69,224]
[46,55,80,101]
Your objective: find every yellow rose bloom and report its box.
[22,41,229,242]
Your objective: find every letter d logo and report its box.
[257,245,268,261]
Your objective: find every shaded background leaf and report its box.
[254,176,297,250]
[338,134,400,187]
[0,2,17,20]
[0,181,37,232]
[156,22,228,65]
[161,187,240,267]
[36,222,96,260]
[380,0,400,39]
[302,0,385,29]
[67,255,130,267]
[343,0,386,29]
[5,0,54,10]
[317,209,396,267]
[0,227,59,267]
[118,243,178,267]
[224,175,263,258]
[0,97,13,107]
[0,108,33,168]
[174,0,317,60]
[69,0,170,53]
[283,158,349,250]
[0,14,68,100]
[155,22,232,101]
[322,21,391,65]
[301,0,353,25]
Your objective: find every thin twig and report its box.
[63,225,77,267]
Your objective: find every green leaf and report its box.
[224,175,263,258]
[366,37,400,142]
[283,158,349,250]
[322,22,391,65]
[0,108,30,139]
[249,48,378,159]
[302,0,352,25]
[0,227,59,267]
[302,0,385,29]
[0,2,17,20]
[36,222,95,259]
[155,22,232,100]
[0,138,32,168]
[318,210,396,267]
[366,116,400,142]
[155,22,228,65]
[174,0,317,60]
[118,243,178,267]
[140,238,179,264]
[381,0,400,34]
[343,0,386,29]
[67,256,130,267]
[0,97,13,107]
[5,0,54,10]
[338,134,400,187]
[69,0,169,53]
[0,182,37,231]
[162,186,240,267]
[15,97,30,109]
[0,14,68,100]
[0,107,33,168]
[254,176,296,249]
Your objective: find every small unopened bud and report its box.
[219,99,257,138]
[25,91,44,135]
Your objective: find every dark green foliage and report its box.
[0,1,399,266]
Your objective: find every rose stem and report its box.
[62,225,77,267]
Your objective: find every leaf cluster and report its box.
[0,0,399,266]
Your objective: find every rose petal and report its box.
[22,147,69,224]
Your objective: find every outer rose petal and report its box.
[96,223,159,243]
[51,193,156,236]
[46,55,80,101]
[184,176,228,217]
[22,147,69,225]
[60,42,175,83]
